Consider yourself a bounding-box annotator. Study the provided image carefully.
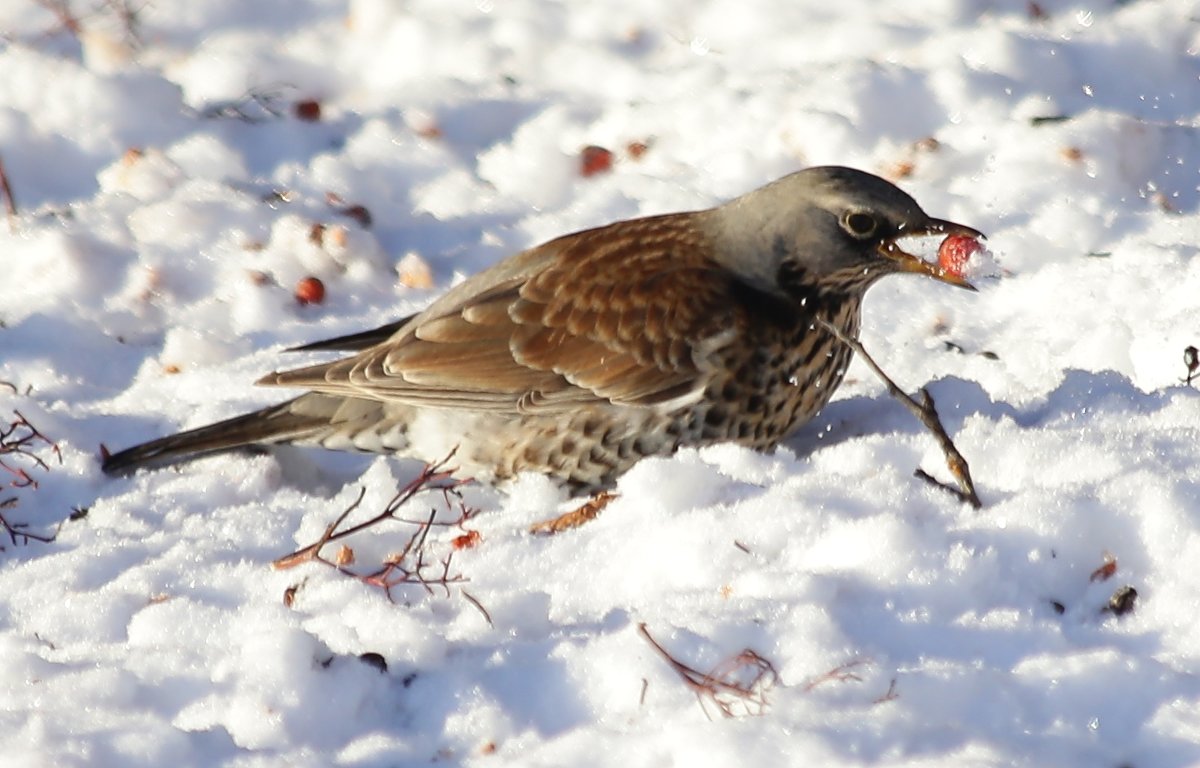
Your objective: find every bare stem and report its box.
[272,452,461,569]
[638,623,777,719]
[0,155,16,226]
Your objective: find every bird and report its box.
[101,166,982,490]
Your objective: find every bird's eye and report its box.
[841,211,878,239]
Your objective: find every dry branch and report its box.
[1,411,62,489]
[33,0,146,46]
[272,454,480,602]
[638,623,778,719]
[0,412,65,548]
[873,678,900,704]
[196,86,292,122]
[34,0,82,36]
[0,500,61,547]
[0,155,16,225]
[802,659,868,692]
[273,453,466,568]
[460,589,493,626]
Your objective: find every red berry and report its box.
[937,234,983,278]
[295,276,325,305]
[294,99,322,122]
[580,145,614,177]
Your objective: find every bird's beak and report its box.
[878,218,985,291]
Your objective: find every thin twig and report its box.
[1,410,62,489]
[802,659,868,692]
[272,486,366,570]
[0,155,16,225]
[638,623,777,719]
[0,503,61,547]
[34,0,81,36]
[460,589,493,626]
[873,678,900,704]
[272,453,459,569]
[816,318,982,508]
[103,0,146,48]
[272,453,475,602]
[195,86,292,122]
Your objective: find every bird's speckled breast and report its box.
[696,292,862,449]
[451,292,865,490]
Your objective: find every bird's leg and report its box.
[814,318,982,509]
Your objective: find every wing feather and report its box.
[259,212,751,414]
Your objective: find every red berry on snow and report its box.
[580,145,614,177]
[294,99,322,122]
[295,276,326,305]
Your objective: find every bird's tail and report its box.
[101,394,352,476]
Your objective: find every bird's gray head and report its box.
[705,166,983,299]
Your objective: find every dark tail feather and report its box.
[101,396,330,476]
[286,315,413,353]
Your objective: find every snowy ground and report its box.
[3,1,1200,765]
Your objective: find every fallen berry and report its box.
[295,276,326,305]
[937,234,984,278]
[294,99,322,122]
[580,145,614,177]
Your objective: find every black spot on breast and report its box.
[721,381,739,402]
[705,406,727,427]
[727,277,795,328]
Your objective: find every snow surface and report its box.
[3,1,1200,765]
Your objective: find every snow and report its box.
[2,1,1200,765]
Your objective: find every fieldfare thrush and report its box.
[102,166,981,489]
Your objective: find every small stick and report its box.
[637,623,777,719]
[272,487,365,569]
[816,318,982,508]
[460,589,493,627]
[272,454,459,569]
[34,0,81,36]
[0,155,16,224]
[802,659,868,692]
[0,502,61,547]
[873,678,900,704]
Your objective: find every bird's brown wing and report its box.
[260,214,746,414]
